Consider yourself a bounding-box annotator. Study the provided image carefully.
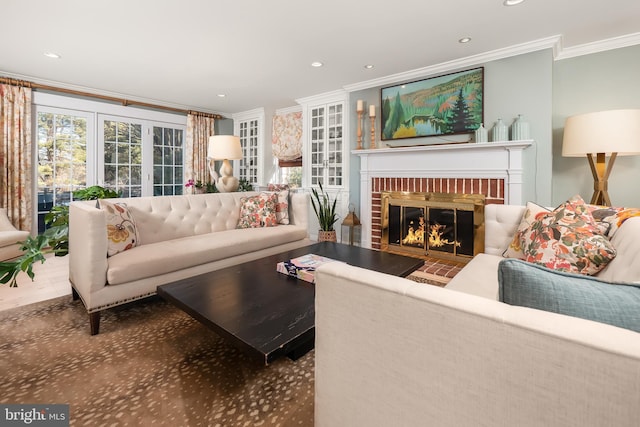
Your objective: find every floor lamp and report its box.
[562,109,640,206]
[208,135,243,193]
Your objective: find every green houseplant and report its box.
[0,185,118,287]
[311,182,339,242]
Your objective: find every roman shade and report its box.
[272,111,302,166]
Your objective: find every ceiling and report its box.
[1,0,639,116]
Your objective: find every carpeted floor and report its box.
[0,296,314,426]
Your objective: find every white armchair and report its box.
[0,208,30,261]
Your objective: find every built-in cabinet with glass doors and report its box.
[298,91,350,241]
[233,108,264,188]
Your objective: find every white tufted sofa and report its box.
[445,204,640,298]
[0,208,30,261]
[314,204,640,426]
[69,191,310,334]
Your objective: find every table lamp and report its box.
[562,109,640,206]
[208,135,243,192]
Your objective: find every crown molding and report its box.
[555,32,640,60]
[275,105,302,115]
[0,70,230,117]
[231,107,265,121]
[295,89,348,106]
[343,36,561,92]
[343,32,640,93]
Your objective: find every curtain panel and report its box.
[0,84,32,231]
[272,111,302,164]
[185,114,216,190]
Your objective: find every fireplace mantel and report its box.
[353,140,533,249]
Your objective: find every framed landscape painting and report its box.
[381,67,484,141]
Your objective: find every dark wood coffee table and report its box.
[157,242,423,364]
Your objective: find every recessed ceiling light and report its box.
[311,61,323,68]
[217,94,226,98]
[503,0,524,6]
[458,37,472,44]
[364,64,374,69]
[44,52,61,59]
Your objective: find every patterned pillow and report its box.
[503,201,550,259]
[587,205,640,237]
[267,184,290,225]
[517,195,616,275]
[100,200,139,257]
[237,192,278,229]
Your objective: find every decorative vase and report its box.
[318,230,337,242]
[474,123,488,143]
[510,114,530,140]
[490,118,508,142]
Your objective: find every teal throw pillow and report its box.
[498,258,640,333]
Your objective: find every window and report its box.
[99,116,186,198]
[34,92,187,232]
[278,166,302,188]
[103,120,143,197]
[153,126,184,196]
[36,108,92,233]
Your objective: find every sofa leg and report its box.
[89,312,101,335]
[71,287,80,301]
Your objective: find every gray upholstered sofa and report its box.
[314,203,640,426]
[69,191,310,334]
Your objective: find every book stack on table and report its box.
[276,254,340,283]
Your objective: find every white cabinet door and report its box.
[308,102,344,188]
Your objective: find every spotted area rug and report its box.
[0,296,314,426]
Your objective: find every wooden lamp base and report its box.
[587,152,616,207]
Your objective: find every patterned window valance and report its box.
[272,111,302,161]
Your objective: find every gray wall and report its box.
[552,44,640,207]
[215,118,234,135]
[348,49,554,210]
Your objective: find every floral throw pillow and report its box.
[503,201,550,259]
[587,205,640,237]
[518,195,616,275]
[100,200,140,257]
[267,183,290,225]
[237,192,278,229]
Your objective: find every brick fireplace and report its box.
[378,184,492,262]
[353,141,532,249]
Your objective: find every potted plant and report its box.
[311,182,339,242]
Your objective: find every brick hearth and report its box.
[370,177,505,250]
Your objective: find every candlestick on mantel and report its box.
[356,100,364,113]
[356,110,363,150]
[370,111,376,149]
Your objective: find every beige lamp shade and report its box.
[208,135,242,160]
[562,109,640,207]
[562,109,640,157]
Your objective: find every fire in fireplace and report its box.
[381,192,485,262]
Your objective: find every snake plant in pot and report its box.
[310,182,339,242]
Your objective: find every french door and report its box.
[97,115,185,197]
[34,93,187,233]
[36,107,94,232]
